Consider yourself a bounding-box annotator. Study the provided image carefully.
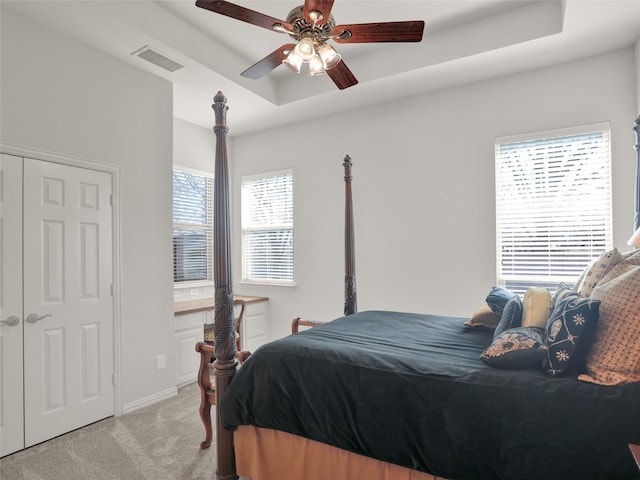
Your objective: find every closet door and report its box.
[22,159,114,447]
[0,154,25,457]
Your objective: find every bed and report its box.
[202,92,640,480]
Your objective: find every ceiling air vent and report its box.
[131,45,184,72]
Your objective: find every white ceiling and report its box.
[4,0,640,136]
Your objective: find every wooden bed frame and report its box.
[205,91,640,480]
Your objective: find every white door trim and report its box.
[0,142,124,416]
[1,153,25,456]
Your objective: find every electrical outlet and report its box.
[156,354,166,370]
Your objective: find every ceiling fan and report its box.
[195,0,425,90]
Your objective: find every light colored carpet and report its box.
[0,383,218,480]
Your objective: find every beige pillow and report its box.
[465,306,500,329]
[578,249,640,385]
[575,248,623,297]
[521,287,552,328]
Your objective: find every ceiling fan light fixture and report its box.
[294,37,317,62]
[308,54,326,76]
[317,43,341,70]
[283,50,303,73]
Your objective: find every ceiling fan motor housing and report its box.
[285,5,335,42]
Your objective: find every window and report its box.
[495,123,612,294]
[173,167,213,284]
[241,169,294,284]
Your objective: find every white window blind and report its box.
[173,168,214,284]
[242,169,293,284]
[495,123,612,293]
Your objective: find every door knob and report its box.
[26,313,52,324]
[1,315,20,327]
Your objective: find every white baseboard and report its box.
[176,376,197,389]
[121,386,178,415]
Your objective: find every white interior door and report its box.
[22,158,114,448]
[0,154,25,457]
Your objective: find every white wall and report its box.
[231,48,638,341]
[173,117,217,172]
[1,8,175,410]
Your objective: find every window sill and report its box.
[238,281,297,289]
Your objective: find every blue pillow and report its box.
[485,287,516,317]
[481,327,546,369]
[542,292,600,377]
[493,295,523,339]
[552,282,574,304]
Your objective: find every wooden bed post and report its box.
[343,155,357,315]
[211,91,237,480]
[633,115,640,231]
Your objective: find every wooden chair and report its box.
[291,316,326,334]
[196,302,250,449]
[195,342,250,449]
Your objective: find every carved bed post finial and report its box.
[343,155,357,315]
[633,115,640,231]
[211,91,237,480]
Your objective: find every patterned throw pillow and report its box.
[465,306,501,329]
[481,327,546,369]
[542,292,600,377]
[485,287,516,316]
[579,250,640,385]
[493,295,523,339]
[575,248,623,297]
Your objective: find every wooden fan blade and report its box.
[196,0,292,32]
[241,44,296,79]
[326,61,358,90]
[303,0,335,23]
[332,21,425,43]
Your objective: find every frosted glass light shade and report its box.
[282,51,303,73]
[318,43,341,70]
[628,226,640,247]
[308,55,325,76]
[295,38,316,62]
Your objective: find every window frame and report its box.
[172,165,214,287]
[494,122,613,294]
[241,168,294,286]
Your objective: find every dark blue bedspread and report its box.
[220,311,640,479]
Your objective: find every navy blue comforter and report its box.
[220,311,640,479]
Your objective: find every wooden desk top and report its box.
[174,295,268,315]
